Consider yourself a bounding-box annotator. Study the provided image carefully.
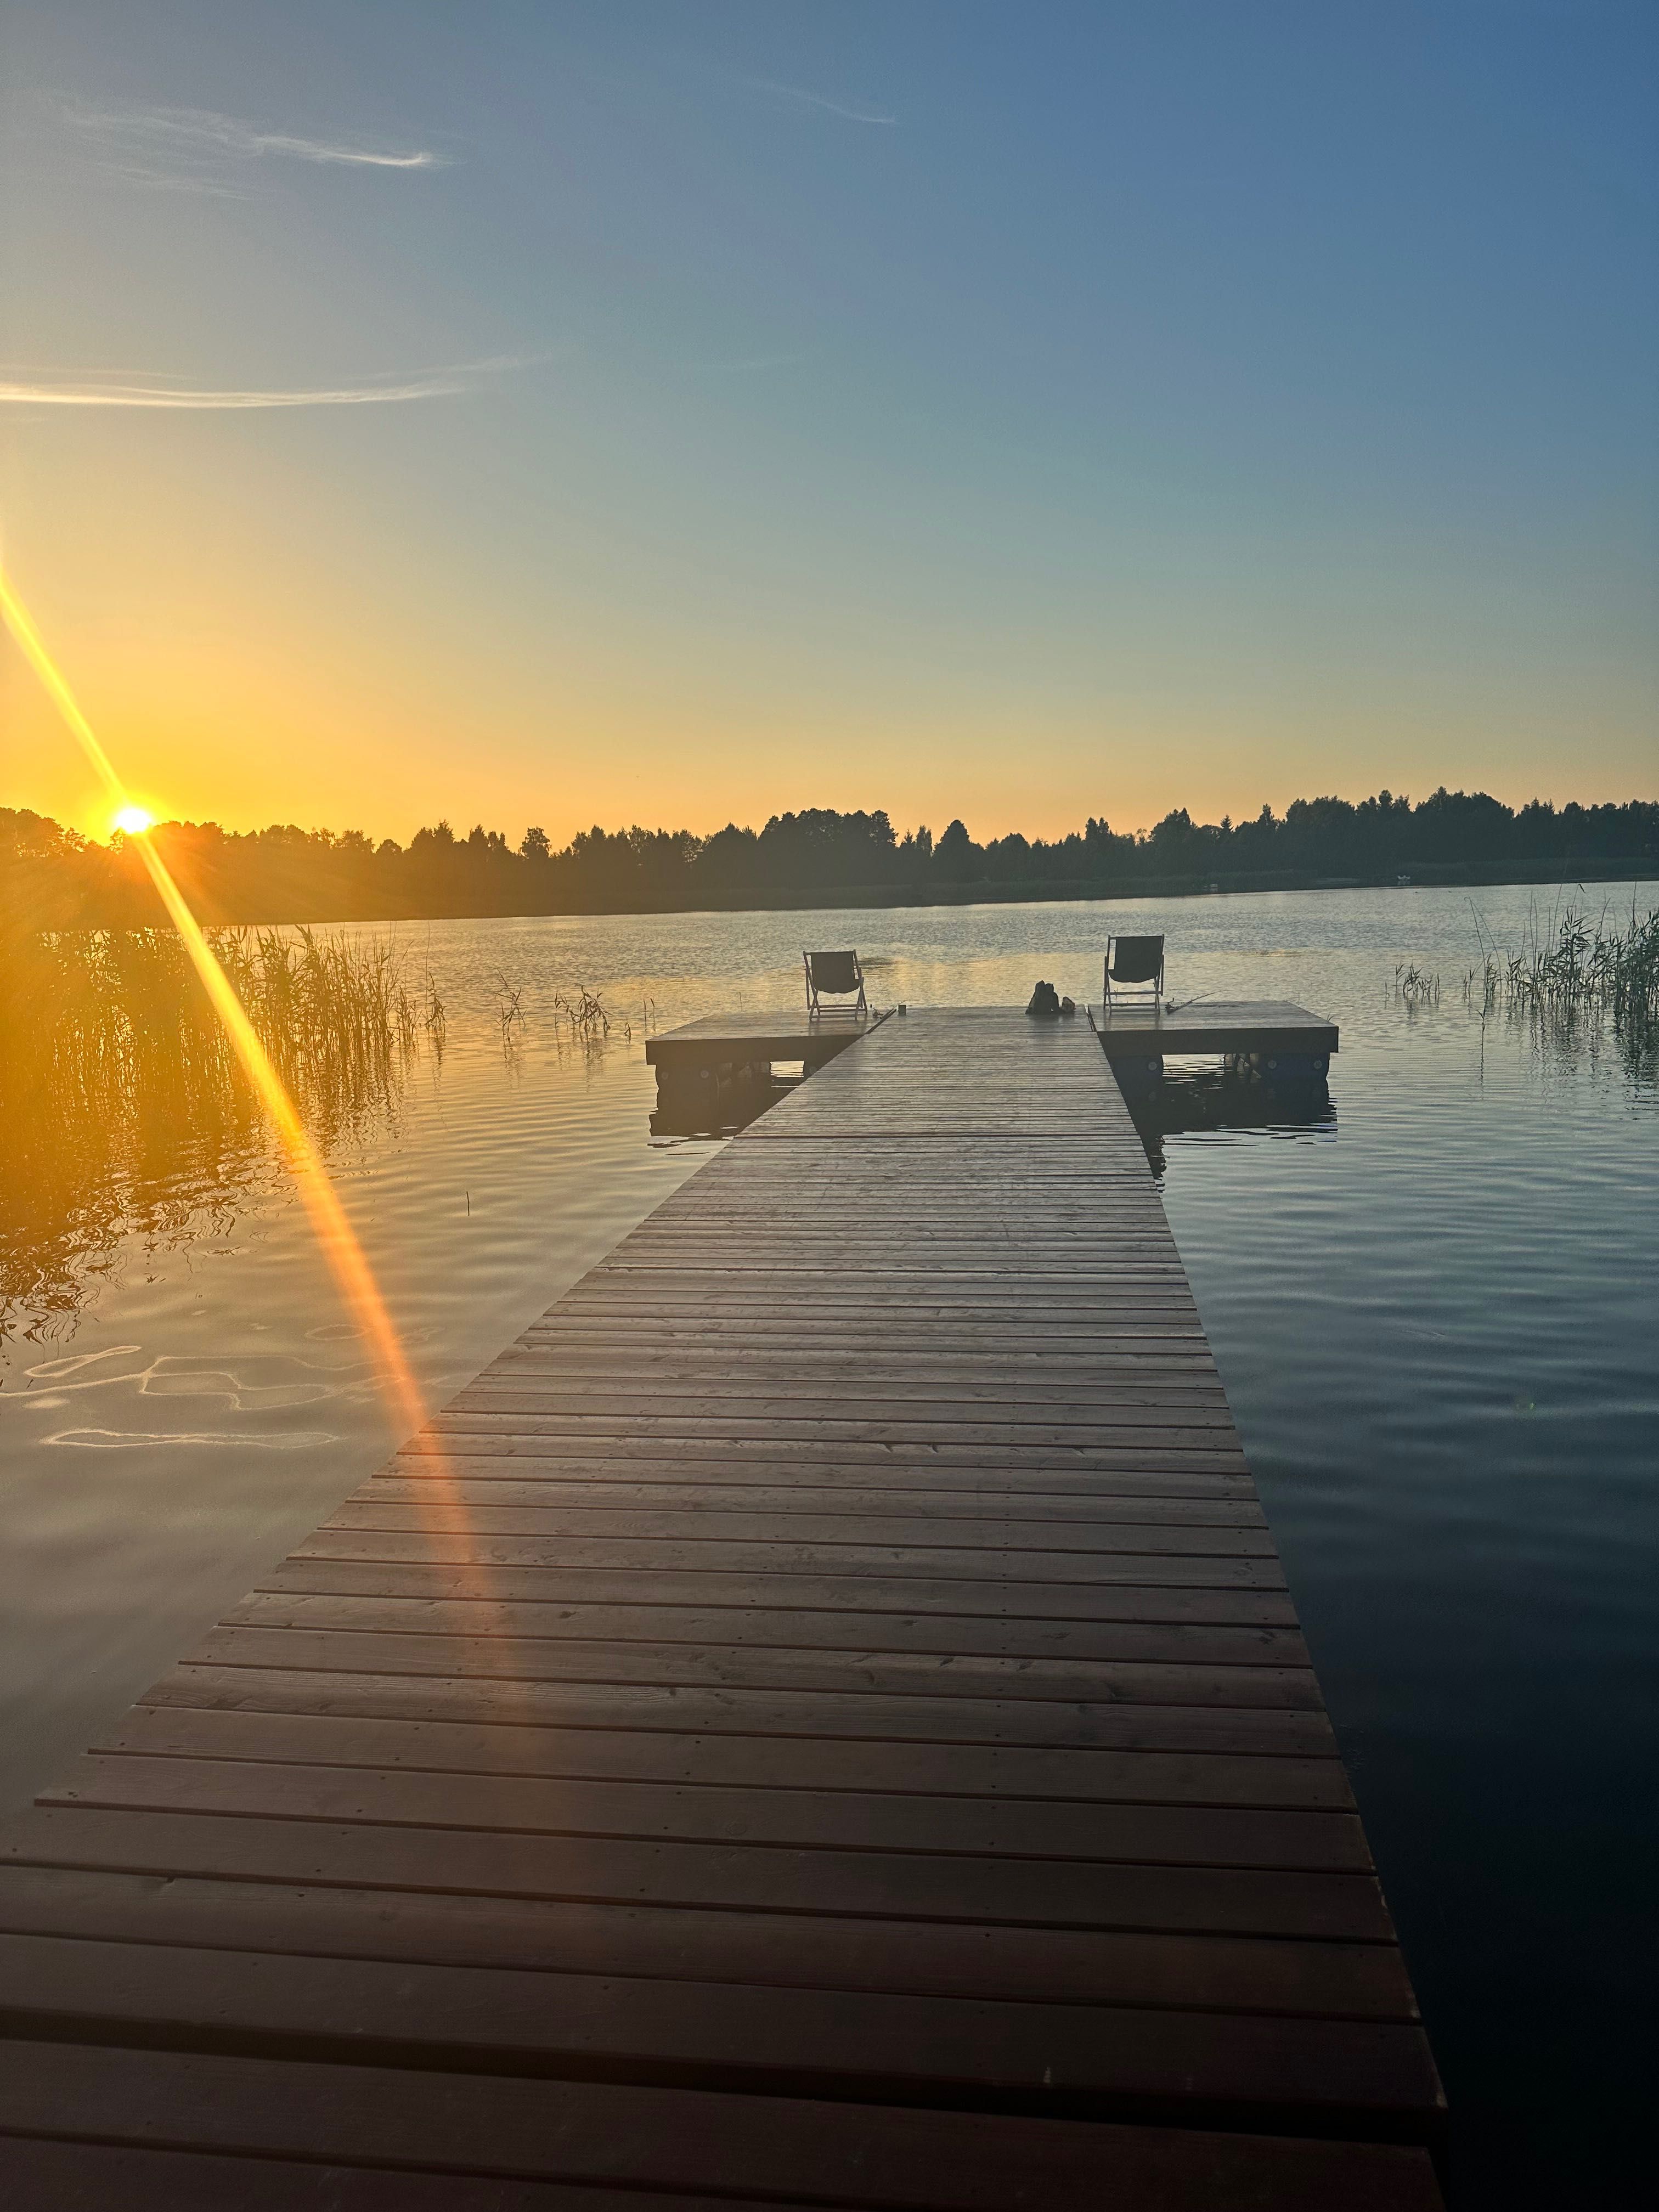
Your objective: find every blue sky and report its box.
[2,1,1654,841]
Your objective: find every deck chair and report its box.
[804,949,868,1019]
[1103,934,1165,1008]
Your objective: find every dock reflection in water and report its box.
[650,1066,800,1138]
[1125,1062,1336,1178]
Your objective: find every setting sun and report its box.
[111,804,154,835]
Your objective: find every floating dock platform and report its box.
[0,1010,1437,2209]
[1090,998,1339,1074]
[646,1009,889,1130]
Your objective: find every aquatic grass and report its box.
[420,972,447,1058]
[1,923,427,1130]
[4,927,241,1135]
[1469,898,1659,1023]
[494,972,526,1053]
[215,926,422,1109]
[1467,896,1659,1071]
[0,923,431,1332]
[554,985,611,1035]
[554,985,611,1041]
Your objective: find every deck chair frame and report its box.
[1103,934,1165,1008]
[804,949,868,1019]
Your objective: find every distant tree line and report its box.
[6,789,1657,929]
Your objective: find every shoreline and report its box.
[138,856,1659,929]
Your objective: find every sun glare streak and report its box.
[0,566,425,1447]
[0,572,129,803]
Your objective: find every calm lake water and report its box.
[3,883,1655,2207]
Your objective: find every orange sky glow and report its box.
[2,8,1654,853]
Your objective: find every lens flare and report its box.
[0,566,424,1446]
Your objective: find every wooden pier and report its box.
[0,1009,1440,2208]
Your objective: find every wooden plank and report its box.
[356,1476,1266,1517]
[211,1599,1319,1702]
[0,1931,1443,2124]
[377,1463,1263,1498]
[233,1585,1313,1666]
[0,1864,1418,2019]
[36,1752,1368,1870]
[132,1667,1354,1801]
[87,1709,1373,1854]
[151,1642,1343,1757]
[492,1363,1228,1390]
[511,1328,1213,1351]
[0,2138,682,2212]
[0,2042,1444,2210]
[251,1560,1305,1628]
[319,1502,1272,1549]
[428,1432,1238,1464]
[288,1530,1285,1585]
[456,1382,1237,1416]
[1,1803,1392,1938]
[198,1609,1324,1711]
[405,1432,1250,1471]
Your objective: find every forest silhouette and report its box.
[7,790,1657,928]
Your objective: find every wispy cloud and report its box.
[0,356,533,410]
[742,78,895,127]
[61,103,450,191]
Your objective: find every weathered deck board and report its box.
[0,1009,1440,2208]
[0,2042,1444,2211]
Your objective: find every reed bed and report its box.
[3,926,421,1124]
[0,924,426,1192]
[1470,900,1659,1032]
[1,924,429,1330]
